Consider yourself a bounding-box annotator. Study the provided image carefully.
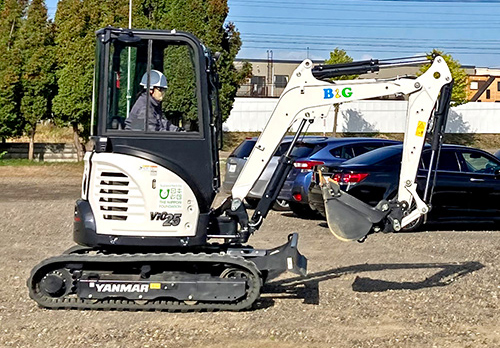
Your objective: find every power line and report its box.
[228,0,500,65]
[353,0,500,3]
[241,45,500,55]
[231,19,499,29]
[230,15,500,25]
[243,33,500,44]
[230,0,500,7]
[229,6,499,17]
[242,38,500,51]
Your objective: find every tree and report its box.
[217,22,248,122]
[0,0,24,141]
[419,49,468,106]
[52,0,244,149]
[325,47,358,81]
[325,48,357,136]
[17,0,56,159]
[134,0,246,122]
[52,0,129,159]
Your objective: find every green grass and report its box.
[0,159,83,167]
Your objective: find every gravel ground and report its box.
[0,164,499,348]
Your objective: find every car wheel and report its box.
[272,199,290,211]
[386,192,425,232]
[400,213,424,232]
[289,202,322,219]
[245,197,259,209]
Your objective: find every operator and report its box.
[125,69,181,132]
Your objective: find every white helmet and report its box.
[140,70,168,89]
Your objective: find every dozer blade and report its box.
[321,181,386,242]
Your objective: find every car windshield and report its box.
[229,139,256,158]
[342,144,403,165]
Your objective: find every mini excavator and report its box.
[28,27,453,311]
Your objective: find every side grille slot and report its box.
[99,189,129,195]
[101,172,127,178]
[97,170,131,221]
[100,206,128,212]
[100,180,129,186]
[99,197,128,203]
[103,215,128,220]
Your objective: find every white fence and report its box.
[224,98,500,134]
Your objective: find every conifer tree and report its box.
[52,0,129,159]
[53,0,101,159]
[52,0,244,147]
[0,0,24,141]
[134,0,246,122]
[17,0,56,159]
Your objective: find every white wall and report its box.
[224,98,500,134]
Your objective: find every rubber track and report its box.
[28,252,261,312]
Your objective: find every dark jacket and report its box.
[125,92,179,132]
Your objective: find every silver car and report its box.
[222,136,328,210]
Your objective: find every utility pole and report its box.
[267,50,273,97]
[126,0,133,118]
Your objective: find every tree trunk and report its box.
[72,122,84,161]
[332,104,340,137]
[28,127,36,161]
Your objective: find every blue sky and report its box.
[226,0,500,68]
[46,0,500,68]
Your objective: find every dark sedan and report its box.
[309,144,500,230]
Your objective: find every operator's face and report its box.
[151,87,166,102]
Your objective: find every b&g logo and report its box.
[323,87,353,99]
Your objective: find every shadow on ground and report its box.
[258,261,484,309]
[317,221,500,232]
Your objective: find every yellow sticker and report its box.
[416,121,426,137]
[150,283,161,289]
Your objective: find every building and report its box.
[234,58,322,98]
[467,68,500,102]
[235,58,499,102]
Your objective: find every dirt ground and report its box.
[0,163,499,348]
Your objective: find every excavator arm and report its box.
[221,56,452,243]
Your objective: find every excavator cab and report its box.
[76,27,223,248]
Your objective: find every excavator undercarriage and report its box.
[29,234,306,311]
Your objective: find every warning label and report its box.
[416,121,427,137]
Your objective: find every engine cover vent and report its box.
[97,171,131,221]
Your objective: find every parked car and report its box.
[308,144,500,231]
[223,136,400,214]
[223,136,329,210]
[276,137,401,217]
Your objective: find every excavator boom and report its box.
[231,56,453,241]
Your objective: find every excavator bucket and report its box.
[320,174,386,242]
